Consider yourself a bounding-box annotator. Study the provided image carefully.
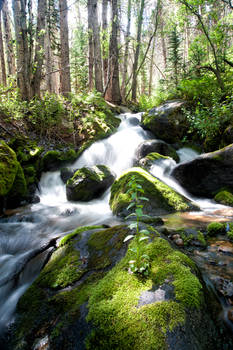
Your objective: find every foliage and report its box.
[124,175,151,275]
[0,84,27,120]
[207,222,225,237]
[137,94,158,111]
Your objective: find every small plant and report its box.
[207,222,225,237]
[197,231,207,247]
[226,223,233,242]
[123,176,151,275]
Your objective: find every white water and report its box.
[0,112,226,333]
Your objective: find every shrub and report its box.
[207,222,225,237]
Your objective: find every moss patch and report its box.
[109,167,193,216]
[214,189,233,206]
[86,237,203,350]
[207,222,225,237]
[59,225,105,246]
[0,140,19,196]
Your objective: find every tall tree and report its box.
[102,0,109,86]
[105,0,121,104]
[87,0,94,90]
[131,0,145,101]
[59,0,71,96]
[121,0,132,102]
[12,0,31,100]
[31,0,46,97]
[2,0,16,76]
[89,0,103,92]
[0,10,6,85]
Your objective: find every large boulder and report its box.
[66,165,115,201]
[141,100,188,144]
[109,167,196,216]
[8,225,231,350]
[135,139,179,163]
[172,144,233,198]
[0,140,27,211]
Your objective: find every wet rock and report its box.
[141,100,188,144]
[218,244,233,255]
[128,116,139,126]
[172,144,233,198]
[66,165,115,202]
[214,277,233,297]
[138,283,174,307]
[174,238,184,247]
[135,139,179,163]
[60,167,75,184]
[172,234,181,240]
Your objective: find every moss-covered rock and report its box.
[41,148,77,171]
[0,140,19,197]
[7,163,27,205]
[109,167,196,217]
[141,100,188,144]
[66,165,115,202]
[138,152,171,169]
[207,222,225,237]
[214,189,233,206]
[135,139,179,163]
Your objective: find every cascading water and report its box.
[0,112,231,336]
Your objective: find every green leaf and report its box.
[139,229,150,235]
[138,196,149,201]
[129,222,137,230]
[139,236,149,242]
[135,208,143,217]
[127,202,135,210]
[129,247,137,253]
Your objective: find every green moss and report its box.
[146,152,169,161]
[23,165,37,185]
[197,231,207,246]
[110,167,192,216]
[0,140,19,196]
[180,232,194,246]
[214,189,233,206]
[87,225,129,269]
[8,163,27,198]
[227,230,233,241]
[41,148,77,170]
[86,237,202,350]
[59,225,105,246]
[207,222,225,237]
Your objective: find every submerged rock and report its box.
[66,165,115,202]
[141,100,188,144]
[172,144,233,198]
[109,167,196,217]
[9,225,231,350]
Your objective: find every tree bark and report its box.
[102,0,108,86]
[0,10,6,85]
[104,0,121,104]
[31,0,46,97]
[87,0,94,90]
[12,0,31,100]
[59,0,71,97]
[2,0,16,76]
[131,0,145,101]
[89,0,103,92]
[121,0,132,102]
[149,36,156,96]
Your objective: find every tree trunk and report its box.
[31,0,46,97]
[89,0,103,92]
[2,0,16,76]
[121,0,131,102]
[0,10,6,85]
[87,0,94,90]
[59,0,71,97]
[131,0,145,101]
[104,0,121,104]
[102,0,108,86]
[12,0,31,100]
[149,36,156,96]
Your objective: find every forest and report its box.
[0,0,233,349]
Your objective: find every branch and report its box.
[223,58,233,68]
[220,0,233,9]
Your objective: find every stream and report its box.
[0,112,233,337]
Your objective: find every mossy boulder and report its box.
[109,167,196,217]
[41,148,77,171]
[135,139,179,163]
[214,189,233,206]
[66,165,115,202]
[141,100,188,144]
[9,225,230,350]
[0,140,19,197]
[172,144,233,198]
[137,152,171,169]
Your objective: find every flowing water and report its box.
[0,112,232,336]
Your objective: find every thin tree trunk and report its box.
[0,10,6,85]
[59,0,71,97]
[102,0,108,86]
[160,19,167,68]
[149,36,156,96]
[87,0,94,90]
[12,0,31,100]
[121,0,131,102]
[90,0,103,92]
[131,0,145,101]
[31,0,46,97]
[104,0,121,104]
[2,0,16,76]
